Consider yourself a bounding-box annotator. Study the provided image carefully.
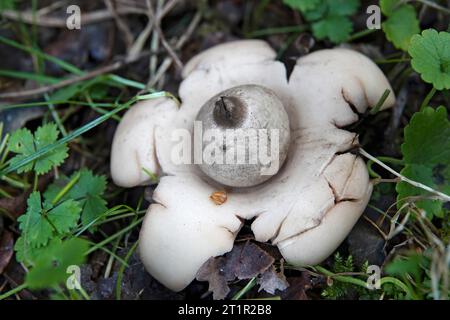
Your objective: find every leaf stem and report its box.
[420,87,436,111]
[359,148,450,202]
[0,283,28,300]
[51,171,81,205]
[232,277,257,300]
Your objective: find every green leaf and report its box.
[17,191,82,248]
[312,15,353,43]
[25,238,90,289]
[82,194,108,229]
[326,0,359,16]
[283,0,322,12]
[17,192,53,248]
[44,169,108,229]
[382,5,420,51]
[8,123,68,175]
[385,253,426,283]
[396,107,450,218]
[7,128,34,173]
[46,199,82,235]
[288,0,359,43]
[15,236,63,267]
[409,29,450,90]
[380,0,401,16]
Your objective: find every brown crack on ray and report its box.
[271,150,361,245]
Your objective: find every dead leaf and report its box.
[281,273,312,300]
[196,257,230,300]
[0,231,14,274]
[257,265,289,295]
[196,241,276,299]
[223,242,275,280]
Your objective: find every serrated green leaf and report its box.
[44,169,108,230]
[46,199,82,235]
[8,128,35,173]
[409,29,450,90]
[7,123,68,175]
[283,0,322,12]
[15,236,62,266]
[312,15,353,43]
[396,106,450,218]
[382,5,420,51]
[25,238,90,289]
[17,191,82,248]
[17,192,53,248]
[82,194,108,229]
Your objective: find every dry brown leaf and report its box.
[0,231,14,275]
[257,265,289,295]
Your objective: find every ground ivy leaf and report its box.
[397,165,445,218]
[17,192,53,248]
[409,29,450,90]
[396,107,450,218]
[380,0,401,16]
[7,123,68,175]
[326,0,359,16]
[312,15,353,43]
[283,0,322,12]
[25,238,90,289]
[382,5,420,51]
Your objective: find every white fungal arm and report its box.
[110,97,178,187]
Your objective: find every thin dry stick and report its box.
[150,0,163,79]
[104,0,134,50]
[414,0,450,14]
[359,148,450,202]
[1,7,144,28]
[127,0,179,60]
[147,11,201,88]
[147,0,183,71]
[0,52,149,100]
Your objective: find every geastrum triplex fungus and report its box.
[110,40,395,292]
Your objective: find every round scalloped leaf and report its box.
[409,29,450,90]
[312,15,353,43]
[283,0,322,12]
[382,4,420,51]
[380,0,401,16]
[396,106,450,218]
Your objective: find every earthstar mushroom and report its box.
[110,40,395,293]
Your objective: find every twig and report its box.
[359,148,450,202]
[0,7,145,28]
[413,0,450,14]
[127,0,179,60]
[147,11,201,88]
[0,52,149,100]
[147,0,183,71]
[104,0,134,50]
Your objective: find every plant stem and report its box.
[232,277,257,300]
[0,283,28,300]
[348,28,377,42]
[359,148,450,202]
[420,87,436,111]
[116,241,139,300]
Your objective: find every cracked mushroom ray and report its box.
[110,40,396,292]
